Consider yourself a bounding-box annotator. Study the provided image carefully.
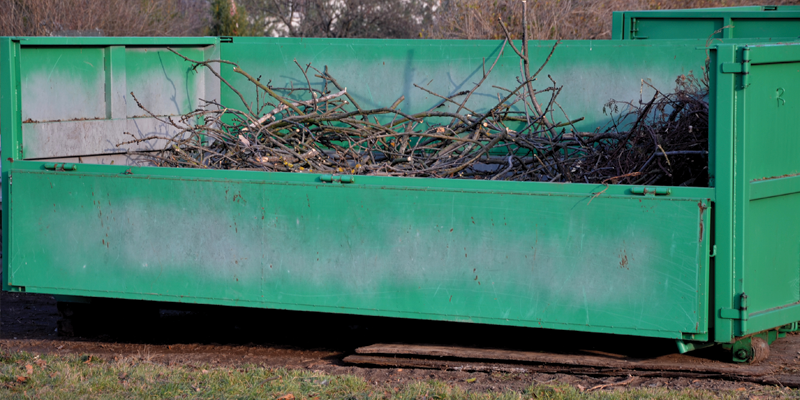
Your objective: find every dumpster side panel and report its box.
[220,39,713,137]
[7,165,712,339]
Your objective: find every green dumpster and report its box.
[613,5,800,40]
[2,31,800,362]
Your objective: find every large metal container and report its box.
[612,5,800,40]
[2,30,800,361]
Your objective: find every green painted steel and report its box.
[221,37,720,136]
[3,28,800,350]
[707,42,800,342]
[6,163,713,339]
[725,43,800,337]
[613,6,800,40]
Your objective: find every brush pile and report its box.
[122,14,709,187]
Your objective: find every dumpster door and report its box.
[717,43,800,338]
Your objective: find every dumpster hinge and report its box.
[43,163,77,171]
[630,187,670,196]
[720,47,751,89]
[719,293,749,334]
[319,174,355,184]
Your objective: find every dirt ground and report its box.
[1,291,798,394]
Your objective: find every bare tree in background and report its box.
[0,0,208,36]
[240,0,436,38]
[4,0,799,39]
[427,0,800,40]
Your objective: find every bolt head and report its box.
[736,349,748,359]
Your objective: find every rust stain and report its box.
[752,172,800,182]
[24,117,106,124]
[620,251,629,270]
[698,201,707,243]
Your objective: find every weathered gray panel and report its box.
[22,118,183,159]
[19,45,218,159]
[125,47,206,117]
[20,47,106,122]
[38,153,157,166]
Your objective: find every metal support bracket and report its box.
[675,339,715,354]
[722,329,777,363]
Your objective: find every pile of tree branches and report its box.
[123,8,708,187]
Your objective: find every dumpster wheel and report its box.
[748,337,770,364]
[729,335,771,364]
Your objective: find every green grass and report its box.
[0,350,793,399]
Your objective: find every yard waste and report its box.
[124,22,709,187]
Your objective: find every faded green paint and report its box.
[221,38,724,135]
[20,47,106,122]
[8,164,712,339]
[125,47,205,117]
[613,6,800,40]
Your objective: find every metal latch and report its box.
[631,187,670,196]
[43,163,77,171]
[319,174,355,183]
[721,47,751,89]
[629,19,648,40]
